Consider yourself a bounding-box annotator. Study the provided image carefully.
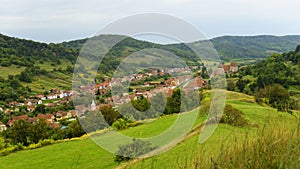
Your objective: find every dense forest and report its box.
[0,33,78,67]
[63,34,300,61]
[210,35,300,61]
[2,33,300,68]
[230,45,300,112]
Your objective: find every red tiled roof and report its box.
[49,123,60,128]
[230,62,238,67]
[12,114,29,121]
[223,65,230,72]
[37,114,53,120]
[36,94,45,98]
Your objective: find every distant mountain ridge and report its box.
[61,34,300,61]
[209,35,300,60]
[1,33,300,66]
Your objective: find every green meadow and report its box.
[0,91,299,169]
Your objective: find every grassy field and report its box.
[0,109,203,169]
[123,93,299,169]
[35,60,72,72]
[0,91,298,169]
[0,65,26,79]
[23,71,73,94]
[0,61,73,93]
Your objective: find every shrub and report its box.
[220,104,249,127]
[112,118,130,130]
[114,139,157,163]
[0,146,16,156]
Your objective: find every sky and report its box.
[0,0,299,43]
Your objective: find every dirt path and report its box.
[116,122,206,169]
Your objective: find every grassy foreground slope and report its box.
[124,92,300,169]
[0,92,298,169]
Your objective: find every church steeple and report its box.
[91,100,96,111]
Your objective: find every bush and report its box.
[114,139,157,163]
[220,104,249,127]
[0,146,17,156]
[112,118,130,130]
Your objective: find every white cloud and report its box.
[0,0,299,42]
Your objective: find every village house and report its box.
[36,114,55,124]
[119,94,131,104]
[25,99,42,106]
[189,66,199,70]
[58,92,65,99]
[223,65,230,73]
[0,121,7,132]
[7,113,62,128]
[4,109,12,115]
[45,103,57,107]
[79,84,94,94]
[36,94,46,100]
[134,90,144,100]
[47,94,58,100]
[111,77,122,85]
[67,111,77,119]
[27,105,35,112]
[218,62,239,73]
[49,88,59,94]
[176,75,191,85]
[54,110,70,121]
[149,82,161,86]
[74,105,88,117]
[164,78,177,87]
[8,101,18,108]
[25,100,33,106]
[7,114,29,127]
[230,62,238,72]
[184,76,205,91]
[95,81,111,90]
[162,88,174,97]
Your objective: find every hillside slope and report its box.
[0,33,300,94]
[0,92,298,169]
[63,34,300,61]
[210,35,300,61]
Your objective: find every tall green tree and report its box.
[9,119,32,146]
[227,80,235,91]
[29,119,52,143]
[236,78,246,92]
[165,88,181,114]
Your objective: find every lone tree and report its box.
[227,80,235,91]
[236,78,246,92]
[259,84,290,112]
[114,139,157,163]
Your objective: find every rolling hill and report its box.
[62,34,300,61]
[1,33,300,94]
[0,91,298,169]
[210,35,300,61]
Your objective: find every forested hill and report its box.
[1,33,300,67]
[62,34,300,61]
[0,33,78,67]
[209,35,300,61]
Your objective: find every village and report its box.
[0,63,238,132]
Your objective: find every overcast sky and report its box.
[0,0,299,43]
